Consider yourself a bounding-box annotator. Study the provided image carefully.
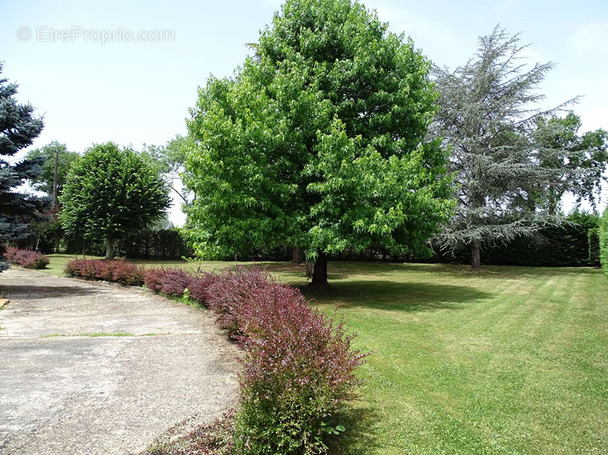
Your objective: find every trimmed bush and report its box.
[19,251,50,269]
[234,280,365,454]
[601,208,608,275]
[143,267,166,293]
[64,259,144,286]
[144,268,195,296]
[159,268,192,297]
[188,272,219,305]
[4,247,50,269]
[109,260,146,286]
[64,258,85,277]
[203,268,273,335]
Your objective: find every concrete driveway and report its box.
[0,268,240,455]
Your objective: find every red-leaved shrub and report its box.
[3,246,20,262]
[64,259,144,286]
[205,268,274,335]
[144,267,201,297]
[94,260,114,281]
[4,247,49,269]
[143,267,166,293]
[187,272,219,305]
[110,260,145,286]
[64,259,84,277]
[159,268,192,296]
[233,278,366,453]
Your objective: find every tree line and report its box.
[2,0,607,283]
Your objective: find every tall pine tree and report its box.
[0,62,46,257]
[431,27,579,268]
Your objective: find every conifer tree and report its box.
[431,27,589,268]
[0,62,46,256]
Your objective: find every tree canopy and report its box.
[139,135,191,204]
[60,142,171,258]
[0,61,46,250]
[184,0,454,286]
[431,26,598,268]
[526,113,608,215]
[25,141,79,209]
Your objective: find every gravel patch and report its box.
[0,268,240,455]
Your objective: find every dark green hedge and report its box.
[438,213,601,267]
[65,228,193,260]
[122,229,193,260]
[600,208,608,275]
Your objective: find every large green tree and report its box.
[431,26,590,268]
[184,0,454,286]
[60,142,171,258]
[0,61,46,253]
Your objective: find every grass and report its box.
[298,263,608,455]
[41,254,241,277]
[43,255,608,454]
[41,332,138,338]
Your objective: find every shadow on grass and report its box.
[301,280,493,313]
[258,261,603,281]
[327,403,382,455]
[0,285,97,300]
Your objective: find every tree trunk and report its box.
[311,251,328,288]
[292,246,304,264]
[470,240,481,269]
[105,238,116,259]
[52,148,59,211]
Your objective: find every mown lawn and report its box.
[44,256,608,454]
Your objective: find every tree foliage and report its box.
[184,0,454,285]
[526,113,608,215]
[140,135,191,204]
[23,142,80,252]
[25,141,79,201]
[431,26,586,268]
[60,142,171,258]
[0,61,46,251]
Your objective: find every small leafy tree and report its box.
[184,0,454,286]
[24,142,80,252]
[60,142,171,258]
[431,26,583,268]
[26,141,80,208]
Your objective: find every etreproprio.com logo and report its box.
[16,26,175,45]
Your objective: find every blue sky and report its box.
[1,0,607,223]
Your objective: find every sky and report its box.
[1,0,607,225]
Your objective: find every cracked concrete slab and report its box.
[0,268,240,455]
